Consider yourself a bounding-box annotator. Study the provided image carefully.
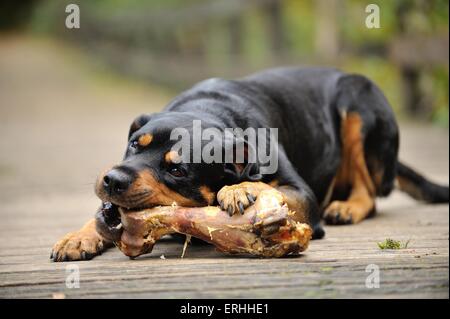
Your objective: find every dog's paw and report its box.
[324,200,374,225]
[51,229,105,262]
[217,182,272,216]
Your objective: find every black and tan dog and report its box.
[51,67,449,261]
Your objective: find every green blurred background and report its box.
[1,0,449,125]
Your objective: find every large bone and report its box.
[117,189,312,258]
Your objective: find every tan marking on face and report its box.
[164,151,181,163]
[199,186,216,205]
[95,164,201,209]
[138,134,153,147]
[132,170,200,207]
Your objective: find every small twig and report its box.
[181,235,191,258]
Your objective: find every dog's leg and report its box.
[324,112,376,224]
[51,217,113,262]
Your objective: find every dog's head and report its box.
[95,112,261,210]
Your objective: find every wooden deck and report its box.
[0,36,448,299]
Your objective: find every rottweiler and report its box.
[51,67,449,261]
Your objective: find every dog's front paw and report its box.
[217,182,273,216]
[51,220,106,262]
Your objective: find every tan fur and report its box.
[269,179,279,187]
[51,219,104,261]
[199,185,216,205]
[138,133,153,147]
[95,168,203,208]
[134,170,202,207]
[164,151,180,163]
[325,113,376,224]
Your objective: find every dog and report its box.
[51,66,449,261]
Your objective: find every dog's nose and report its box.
[103,169,131,196]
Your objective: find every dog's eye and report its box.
[169,166,185,178]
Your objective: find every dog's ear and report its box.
[223,135,262,184]
[128,114,153,140]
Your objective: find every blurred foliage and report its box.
[0,0,39,31]
[10,0,450,125]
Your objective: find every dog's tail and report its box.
[396,161,449,203]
